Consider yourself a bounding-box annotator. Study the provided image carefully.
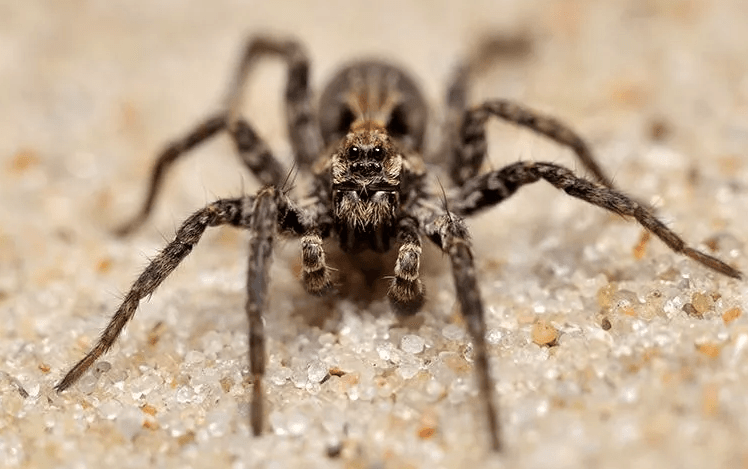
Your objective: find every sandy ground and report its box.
[2,1,748,468]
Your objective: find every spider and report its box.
[55,36,741,451]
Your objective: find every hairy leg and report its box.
[449,99,614,188]
[57,197,247,391]
[226,36,323,168]
[413,204,501,451]
[230,117,288,186]
[57,189,315,393]
[451,161,741,279]
[117,115,289,237]
[388,217,425,315]
[115,114,226,235]
[441,34,533,166]
[245,188,277,435]
[118,35,319,236]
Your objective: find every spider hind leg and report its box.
[449,100,615,188]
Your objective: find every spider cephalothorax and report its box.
[331,122,403,252]
[55,35,741,452]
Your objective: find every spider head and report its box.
[331,120,402,192]
[330,120,402,231]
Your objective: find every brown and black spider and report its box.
[55,36,741,451]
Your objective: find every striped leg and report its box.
[57,197,247,391]
[116,115,288,236]
[58,188,319,441]
[226,36,323,168]
[118,35,320,236]
[116,114,226,235]
[388,217,425,315]
[245,188,277,435]
[449,99,614,188]
[419,210,501,451]
[450,161,742,279]
[439,34,532,169]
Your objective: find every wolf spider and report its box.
[55,36,741,451]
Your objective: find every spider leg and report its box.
[414,207,501,451]
[116,113,289,237]
[118,35,320,236]
[57,190,314,395]
[226,36,323,168]
[230,117,288,186]
[56,197,248,391]
[388,217,425,314]
[451,161,742,279]
[440,35,532,164]
[115,114,226,236]
[448,99,614,189]
[245,187,279,436]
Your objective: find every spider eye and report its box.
[371,146,384,160]
[348,146,361,160]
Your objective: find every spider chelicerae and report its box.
[55,35,741,451]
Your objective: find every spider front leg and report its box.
[56,197,248,391]
[419,210,502,451]
[388,217,425,315]
[246,188,329,433]
[58,188,314,440]
[245,188,280,435]
[449,99,614,189]
[451,161,742,279]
